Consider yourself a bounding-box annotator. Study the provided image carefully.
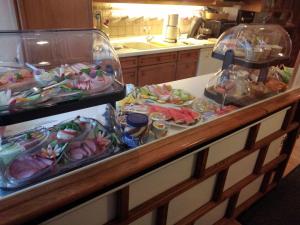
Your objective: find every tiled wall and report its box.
[92,3,203,38]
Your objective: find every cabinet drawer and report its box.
[138,52,177,66]
[177,49,199,62]
[138,62,176,86]
[123,68,137,85]
[176,61,198,80]
[120,57,138,69]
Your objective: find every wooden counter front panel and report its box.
[138,62,176,86]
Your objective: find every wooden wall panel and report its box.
[206,129,249,168]
[167,175,217,225]
[224,151,259,190]
[236,176,263,207]
[256,109,288,141]
[15,0,93,29]
[129,154,196,209]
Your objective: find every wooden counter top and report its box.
[1,89,300,225]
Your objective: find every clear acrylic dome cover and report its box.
[213,24,292,62]
[0,29,123,91]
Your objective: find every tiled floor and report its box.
[284,137,300,176]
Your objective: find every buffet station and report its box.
[0,25,299,225]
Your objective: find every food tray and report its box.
[212,51,289,69]
[0,82,126,126]
[0,117,121,190]
[204,87,275,107]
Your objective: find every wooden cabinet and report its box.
[176,49,199,80]
[120,57,138,85]
[177,49,199,62]
[119,49,201,86]
[15,0,93,29]
[176,62,198,80]
[123,68,138,85]
[139,52,177,66]
[138,62,176,86]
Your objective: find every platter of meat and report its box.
[118,84,195,107]
[0,116,120,189]
[0,63,116,111]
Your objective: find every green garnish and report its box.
[15,73,22,80]
[25,133,32,140]
[96,70,103,77]
[57,121,81,131]
[80,68,91,74]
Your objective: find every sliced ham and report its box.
[9,155,54,180]
[68,139,108,161]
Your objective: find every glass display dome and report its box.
[213,24,292,64]
[0,29,125,125]
[205,65,288,107]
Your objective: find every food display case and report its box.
[0,29,126,190]
[205,24,292,106]
[212,24,292,68]
[0,29,126,126]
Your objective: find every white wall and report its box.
[0,0,18,30]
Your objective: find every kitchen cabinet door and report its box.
[123,68,138,85]
[176,61,198,80]
[138,63,176,86]
[15,0,93,29]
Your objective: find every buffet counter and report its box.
[0,75,300,225]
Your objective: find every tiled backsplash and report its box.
[92,3,204,38]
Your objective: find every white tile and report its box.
[256,109,288,141]
[42,193,116,225]
[237,176,263,206]
[206,129,249,168]
[129,154,196,209]
[194,200,228,225]
[264,136,285,165]
[224,151,259,190]
[167,175,216,225]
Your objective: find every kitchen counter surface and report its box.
[110,36,216,57]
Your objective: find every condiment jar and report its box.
[123,113,149,148]
[149,112,168,138]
